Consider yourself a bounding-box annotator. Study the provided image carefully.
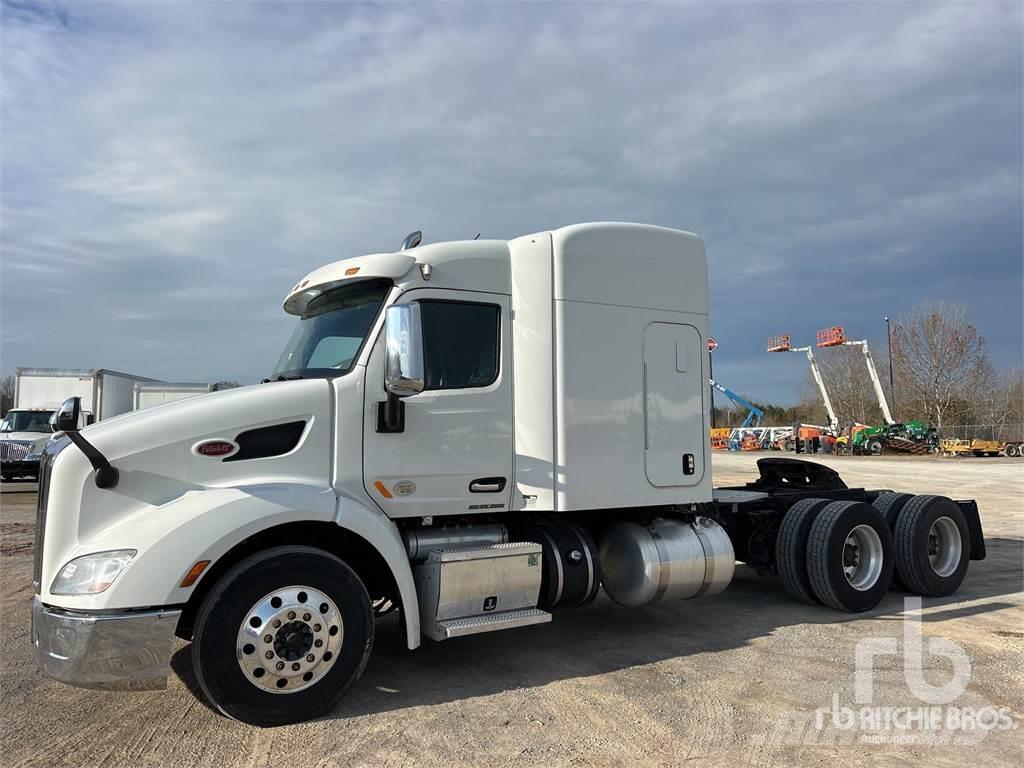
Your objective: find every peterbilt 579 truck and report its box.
[32,223,984,726]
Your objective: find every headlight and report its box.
[51,550,137,595]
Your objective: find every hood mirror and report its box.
[54,396,82,433]
[55,396,119,489]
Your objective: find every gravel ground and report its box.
[1,453,1021,767]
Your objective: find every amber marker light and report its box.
[180,560,211,588]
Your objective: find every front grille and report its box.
[0,441,33,462]
[32,439,66,593]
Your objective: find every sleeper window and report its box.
[419,301,500,390]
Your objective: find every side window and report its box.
[419,301,500,390]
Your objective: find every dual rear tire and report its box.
[776,494,970,610]
[777,500,893,611]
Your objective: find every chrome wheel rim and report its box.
[842,524,884,591]
[928,517,962,577]
[236,585,343,694]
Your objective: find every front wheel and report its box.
[192,546,374,726]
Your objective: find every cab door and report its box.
[362,289,514,518]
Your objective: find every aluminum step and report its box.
[436,607,551,639]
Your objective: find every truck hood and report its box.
[40,378,336,601]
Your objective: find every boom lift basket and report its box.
[816,326,846,347]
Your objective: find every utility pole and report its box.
[884,316,896,421]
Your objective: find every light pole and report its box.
[884,316,896,420]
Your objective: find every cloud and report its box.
[1,0,1021,403]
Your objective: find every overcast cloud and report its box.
[2,1,1021,403]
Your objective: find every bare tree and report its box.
[971,367,1024,441]
[891,302,989,430]
[0,374,14,417]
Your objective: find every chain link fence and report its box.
[935,424,1024,443]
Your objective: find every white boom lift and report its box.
[816,327,895,425]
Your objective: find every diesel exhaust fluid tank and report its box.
[599,517,735,607]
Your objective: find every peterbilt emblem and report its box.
[193,440,238,458]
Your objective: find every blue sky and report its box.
[2,1,1021,403]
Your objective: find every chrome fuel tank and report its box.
[598,517,735,607]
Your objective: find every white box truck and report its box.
[30,223,985,726]
[2,368,158,481]
[134,382,214,411]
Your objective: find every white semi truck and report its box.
[2,368,157,481]
[31,223,985,726]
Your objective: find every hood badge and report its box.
[193,439,238,458]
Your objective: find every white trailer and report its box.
[134,382,214,411]
[31,223,985,726]
[16,368,160,423]
[3,369,159,480]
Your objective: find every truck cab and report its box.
[0,408,55,481]
[31,222,983,726]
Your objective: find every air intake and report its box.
[225,420,307,462]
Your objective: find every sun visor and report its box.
[283,252,416,315]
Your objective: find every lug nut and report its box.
[276,661,285,671]
[292,662,301,671]
[263,634,273,643]
[314,639,323,648]
[306,654,315,662]
[287,611,296,620]
[265,651,274,660]
[303,613,311,622]
[273,619,281,628]
[313,624,322,632]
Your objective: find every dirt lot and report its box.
[1,453,1021,767]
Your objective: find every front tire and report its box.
[192,546,374,726]
[807,501,894,612]
[894,496,970,597]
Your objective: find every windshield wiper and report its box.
[260,373,305,383]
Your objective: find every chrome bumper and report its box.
[32,598,181,690]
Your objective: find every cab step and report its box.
[437,607,551,639]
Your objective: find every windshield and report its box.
[1,410,55,433]
[271,279,391,380]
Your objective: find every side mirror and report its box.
[55,397,82,433]
[384,304,425,397]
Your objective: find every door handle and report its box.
[469,477,507,493]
